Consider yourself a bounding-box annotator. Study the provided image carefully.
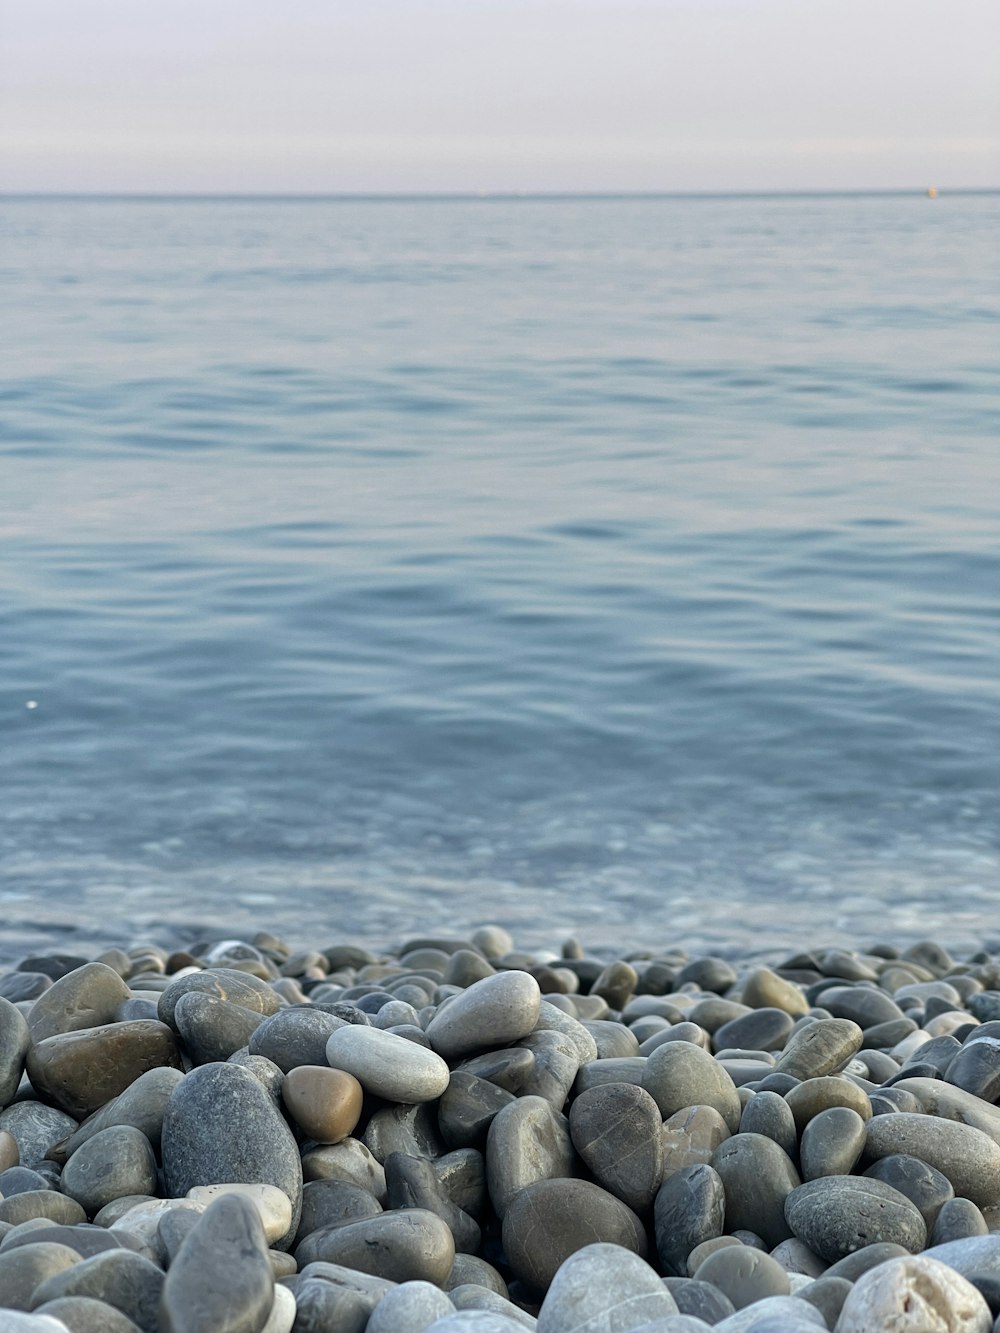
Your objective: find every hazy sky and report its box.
[2,0,997,193]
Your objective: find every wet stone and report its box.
[784,1176,927,1262]
[654,1163,726,1277]
[26,1021,183,1121]
[281,1065,363,1144]
[569,1081,664,1212]
[502,1178,647,1292]
[692,1245,790,1310]
[711,1133,800,1249]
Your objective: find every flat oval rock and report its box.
[157,969,283,1031]
[293,1208,455,1284]
[502,1178,647,1292]
[536,1242,677,1332]
[248,1007,348,1073]
[60,1126,158,1216]
[784,1176,927,1262]
[326,1026,450,1103]
[799,1106,867,1180]
[773,1020,863,1080]
[426,972,542,1060]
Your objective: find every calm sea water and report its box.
[2,193,999,960]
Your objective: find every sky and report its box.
[1,0,997,194]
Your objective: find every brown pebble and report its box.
[282,1065,364,1144]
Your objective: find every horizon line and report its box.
[2,186,998,203]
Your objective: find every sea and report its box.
[2,192,999,962]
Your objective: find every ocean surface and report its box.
[2,193,999,961]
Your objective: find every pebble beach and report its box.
[2,924,1000,1331]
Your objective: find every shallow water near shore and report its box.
[2,193,1000,961]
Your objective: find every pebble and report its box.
[535,1243,677,1331]
[643,1041,742,1131]
[160,1061,302,1249]
[569,1082,664,1211]
[0,1241,82,1311]
[160,1194,274,1333]
[8,925,1000,1333]
[281,1065,363,1143]
[784,1175,927,1260]
[502,1178,647,1291]
[835,1253,992,1331]
[653,1164,726,1276]
[326,1026,450,1103]
[426,972,542,1060]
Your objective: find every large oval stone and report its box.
[863,1112,1000,1208]
[835,1254,991,1333]
[61,1125,158,1216]
[160,1062,302,1249]
[710,1133,799,1249]
[784,1176,927,1262]
[569,1082,664,1212]
[486,1095,575,1219]
[426,972,542,1060]
[26,1022,183,1120]
[157,969,283,1031]
[773,1019,863,1079]
[294,1208,455,1284]
[501,1178,647,1292]
[326,1026,450,1103]
[654,1163,726,1277]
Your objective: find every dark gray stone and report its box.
[663,1276,736,1324]
[773,1020,863,1079]
[159,1194,274,1333]
[863,1111,1000,1208]
[654,1163,726,1276]
[29,1250,165,1333]
[930,1197,989,1246]
[799,1106,866,1180]
[714,1008,795,1054]
[0,996,30,1105]
[569,1081,664,1212]
[160,1062,302,1249]
[293,1209,455,1284]
[0,1240,82,1311]
[61,1067,184,1158]
[248,1006,347,1072]
[642,1040,742,1131]
[157,969,283,1032]
[438,1072,516,1150]
[711,1133,800,1249]
[172,993,267,1065]
[61,1127,158,1217]
[385,1151,480,1253]
[296,1180,383,1244]
[738,1091,798,1162]
[800,1275,852,1330]
[784,1177,927,1262]
[863,1153,954,1227]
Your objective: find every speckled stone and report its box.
[863,1153,955,1227]
[502,1178,647,1292]
[159,1194,274,1333]
[863,1112,1000,1208]
[0,1103,78,1169]
[60,1126,158,1216]
[160,1062,302,1249]
[784,1176,926,1262]
[536,1243,677,1332]
[835,1254,991,1332]
[654,1164,726,1277]
[426,972,542,1060]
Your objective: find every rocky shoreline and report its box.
[2,924,1000,1331]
